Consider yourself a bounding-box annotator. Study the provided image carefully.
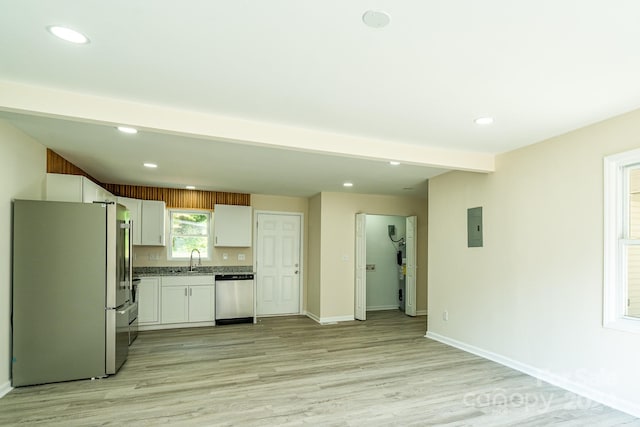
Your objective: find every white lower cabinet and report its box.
[138,277,160,325]
[188,285,216,322]
[161,286,190,324]
[160,276,215,325]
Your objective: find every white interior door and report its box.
[256,213,301,315]
[405,216,417,316]
[355,213,367,320]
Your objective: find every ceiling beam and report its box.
[0,80,494,173]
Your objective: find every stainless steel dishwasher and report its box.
[215,273,254,324]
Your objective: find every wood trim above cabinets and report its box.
[103,184,250,209]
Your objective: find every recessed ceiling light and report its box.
[143,163,157,168]
[474,117,494,125]
[362,10,391,28]
[47,25,89,44]
[185,186,196,190]
[389,161,401,166]
[117,126,138,134]
[343,182,354,188]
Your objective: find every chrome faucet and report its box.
[189,248,201,272]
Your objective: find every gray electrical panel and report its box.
[467,207,483,247]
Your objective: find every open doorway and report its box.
[366,215,406,311]
[355,214,417,320]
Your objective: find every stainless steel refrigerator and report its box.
[12,199,133,387]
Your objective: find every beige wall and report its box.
[251,194,307,213]
[318,192,428,320]
[307,194,322,318]
[428,109,640,414]
[0,120,46,391]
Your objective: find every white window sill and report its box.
[604,316,640,334]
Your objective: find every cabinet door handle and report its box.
[184,288,187,297]
[189,288,192,296]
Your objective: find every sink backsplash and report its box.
[132,246,252,267]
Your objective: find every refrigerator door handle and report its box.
[116,303,135,315]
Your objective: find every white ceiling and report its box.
[1,0,640,197]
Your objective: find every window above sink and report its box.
[168,209,212,260]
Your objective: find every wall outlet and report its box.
[238,253,245,261]
[223,253,228,260]
[443,310,449,321]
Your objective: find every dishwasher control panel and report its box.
[214,273,254,281]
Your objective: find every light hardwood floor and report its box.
[1,311,638,426]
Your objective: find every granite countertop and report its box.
[133,266,254,277]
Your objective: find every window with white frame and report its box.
[604,149,640,333]
[168,209,211,260]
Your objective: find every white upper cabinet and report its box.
[213,204,252,247]
[82,179,111,203]
[141,200,166,246]
[46,173,114,203]
[117,196,142,245]
[118,197,165,247]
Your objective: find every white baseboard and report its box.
[305,312,354,325]
[305,311,321,323]
[139,321,215,331]
[366,305,399,311]
[307,309,424,324]
[320,315,354,324]
[364,307,428,316]
[0,381,12,399]
[425,331,640,419]
[257,312,304,318]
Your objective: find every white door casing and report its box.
[405,216,417,316]
[355,213,367,320]
[256,213,302,315]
